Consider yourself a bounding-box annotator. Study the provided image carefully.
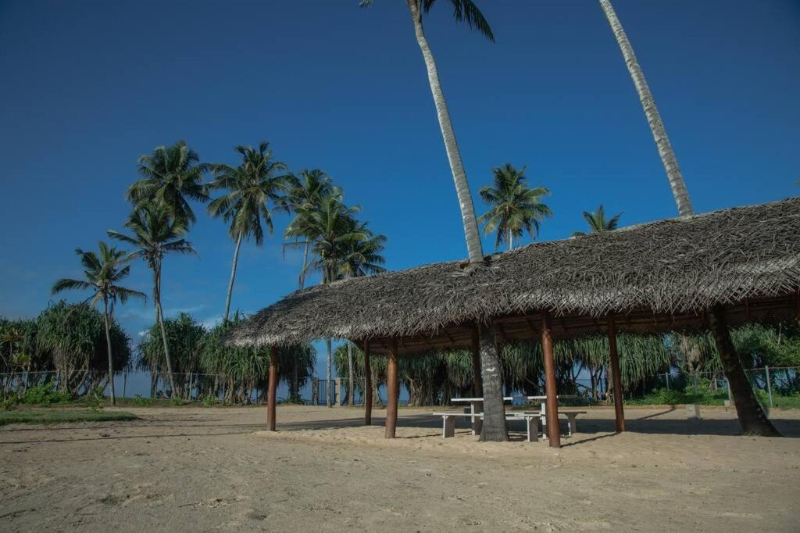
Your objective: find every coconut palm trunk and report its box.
[405,0,506,441]
[599,0,693,217]
[153,263,179,397]
[326,337,333,408]
[299,241,310,290]
[709,305,780,436]
[102,295,116,406]
[223,233,243,323]
[406,0,483,265]
[347,342,354,406]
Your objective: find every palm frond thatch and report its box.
[231,198,800,348]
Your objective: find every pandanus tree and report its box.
[285,194,368,407]
[478,164,552,251]
[283,169,340,290]
[361,0,508,440]
[571,204,622,237]
[109,204,196,397]
[208,142,289,324]
[51,242,146,405]
[126,141,210,226]
[600,1,776,435]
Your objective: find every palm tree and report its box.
[338,220,388,406]
[127,141,210,226]
[361,0,492,265]
[51,242,146,405]
[286,194,367,407]
[361,0,507,440]
[208,142,289,323]
[571,204,622,237]
[598,0,692,217]
[108,204,195,397]
[478,164,552,251]
[283,169,341,290]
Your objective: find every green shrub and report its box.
[170,397,184,406]
[2,398,18,411]
[132,395,153,406]
[202,395,218,407]
[21,383,72,406]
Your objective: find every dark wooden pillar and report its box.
[267,345,279,431]
[471,327,483,398]
[607,315,625,432]
[364,340,372,426]
[541,311,561,448]
[385,339,398,438]
[710,305,780,436]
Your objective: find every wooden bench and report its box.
[432,411,541,442]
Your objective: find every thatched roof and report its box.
[231,198,800,350]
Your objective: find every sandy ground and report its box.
[1,405,799,532]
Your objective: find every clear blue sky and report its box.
[1,0,798,372]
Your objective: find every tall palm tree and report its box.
[108,204,195,397]
[361,0,492,265]
[361,0,507,440]
[52,242,146,405]
[571,204,622,237]
[598,0,692,217]
[286,194,367,407]
[283,169,341,290]
[478,164,552,251]
[127,141,211,226]
[208,142,289,323]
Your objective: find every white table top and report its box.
[526,395,577,400]
[450,397,513,402]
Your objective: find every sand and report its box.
[1,405,799,532]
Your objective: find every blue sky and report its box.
[1,0,798,373]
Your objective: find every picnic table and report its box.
[443,395,584,439]
[450,397,513,435]
[527,395,582,437]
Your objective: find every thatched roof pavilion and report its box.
[233,197,800,352]
[235,197,799,444]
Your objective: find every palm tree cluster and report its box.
[48,138,386,402]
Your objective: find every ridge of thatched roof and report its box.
[231,197,800,347]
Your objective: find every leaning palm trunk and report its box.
[709,305,780,436]
[406,0,506,440]
[299,241,310,290]
[153,264,179,397]
[223,233,243,323]
[406,0,484,264]
[102,296,116,406]
[599,0,693,217]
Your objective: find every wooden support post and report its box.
[267,345,278,431]
[385,339,399,438]
[471,327,483,398]
[541,311,561,448]
[364,340,372,426]
[607,315,625,432]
